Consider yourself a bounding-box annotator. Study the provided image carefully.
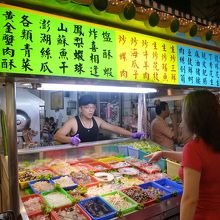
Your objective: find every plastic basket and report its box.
[71,173,99,188]
[19,170,37,189]
[52,204,92,220]
[166,159,181,177]
[117,146,129,157]
[21,194,43,216]
[109,161,131,169]
[28,179,54,194]
[127,147,139,158]
[50,175,78,191]
[78,196,117,220]
[142,152,167,172]
[28,211,56,220]
[139,181,173,201]
[100,190,138,215]
[154,178,183,196]
[103,146,119,154]
[78,158,95,164]
[88,162,112,172]
[33,167,57,177]
[139,150,148,160]
[41,188,73,209]
[121,186,156,207]
[98,156,124,164]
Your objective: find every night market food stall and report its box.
[0,0,220,219]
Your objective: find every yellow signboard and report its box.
[116,31,178,84]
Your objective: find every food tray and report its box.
[52,204,92,220]
[121,186,156,207]
[33,167,57,177]
[19,170,38,189]
[135,163,161,174]
[41,188,73,209]
[118,167,140,176]
[127,147,140,158]
[65,158,79,165]
[109,161,131,169]
[21,194,43,216]
[78,158,95,164]
[117,146,129,157]
[100,190,138,215]
[78,196,117,220]
[142,152,167,171]
[88,162,112,172]
[71,172,99,188]
[154,178,183,195]
[98,156,124,164]
[28,179,54,194]
[71,163,95,173]
[28,211,56,220]
[50,175,78,191]
[139,181,173,201]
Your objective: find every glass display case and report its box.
[17,138,181,220]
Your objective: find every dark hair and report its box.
[79,95,96,107]
[155,102,168,115]
[49,117,54,122]
[183,90,220,152]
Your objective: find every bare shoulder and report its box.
[58,117,77,134]
[65,117,76,125]
[93,116,103,127]
[61,117,77,130]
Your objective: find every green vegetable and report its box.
[77,185,88,195]
[42,204,52,214]
[171,175,181,183]
[137,204,144,210]
[117,210,124,217]
[54,183,61,190]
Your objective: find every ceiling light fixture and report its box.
[38,83,157,94]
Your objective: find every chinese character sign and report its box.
[178,45,220,87]
[0,5,117,80]
[0,4,220,88]
[116,31,178,84]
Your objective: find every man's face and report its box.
[164,105,170,118]
[80,104,96,118]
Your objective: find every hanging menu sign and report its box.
[0,4,220,87]
[0,4,117,80]
[178,45,220,87]
[116,31,178,84]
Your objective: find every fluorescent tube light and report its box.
[38,83,157,94]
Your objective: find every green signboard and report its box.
[0,4,117,80]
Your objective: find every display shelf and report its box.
[18,140,180,219]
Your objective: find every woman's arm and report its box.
[180,167,200,220]
[145,151,182,163]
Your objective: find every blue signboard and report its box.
[178,45,220,87]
